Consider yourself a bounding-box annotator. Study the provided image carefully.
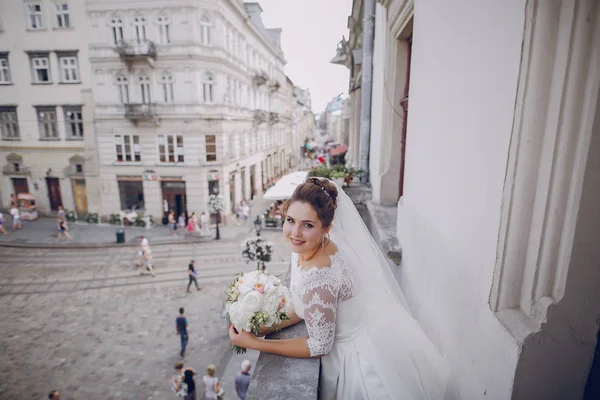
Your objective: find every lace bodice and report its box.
[290,252,356,357]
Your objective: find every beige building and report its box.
[0,0,91,214]
[86,0,291,221]
[290,85,315,170]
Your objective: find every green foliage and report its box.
[109,214,122,225]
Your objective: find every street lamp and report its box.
[208,194,224,241]
[254,216,262,237]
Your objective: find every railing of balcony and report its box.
[115,40,157,58]
[124,103,156,119]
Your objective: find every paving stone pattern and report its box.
[0,232,289,400]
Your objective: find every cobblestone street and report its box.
[0,232,289,399]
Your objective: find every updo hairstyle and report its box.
[283,177,338,228]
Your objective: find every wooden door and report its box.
[46,178,63,211]
[398,35,412,200]
[72,179,88,214]
[11,178,29,196]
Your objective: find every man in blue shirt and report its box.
[175,307,188,357]
[235,360,252,399]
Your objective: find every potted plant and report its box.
[109,214,122,225]
[65,210,77,222]
[241,237,274,271]
[331,171,346,187]
[85,213,99,224]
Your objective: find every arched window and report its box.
[138,73,151,103]
[116,73,129,103]
[157,13,170,44]
[203,72,214,103]
[110,16,124,45]
[133,15,147,42]
[200,14,212,46]
[160,71,174,103]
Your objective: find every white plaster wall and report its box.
[395,1,527,398]
[369,3,387,203]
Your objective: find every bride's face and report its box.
[283,201,328,254]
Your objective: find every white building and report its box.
[0,0,91,214]
[290,85,315,170]
[85,0,291,221]
[347,0,600,398]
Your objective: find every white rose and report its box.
[262,291,281,326]
[228,302,252,332]
[240,291,264,313]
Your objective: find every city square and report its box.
[0,228,289,399]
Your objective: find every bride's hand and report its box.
[229,324,258,349]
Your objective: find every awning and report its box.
[330,145,348,156]
[264,171,309,200]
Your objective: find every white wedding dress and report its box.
[290,249,452,400]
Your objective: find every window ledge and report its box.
[31,82,53,85]
[53,27,74,31]
[39,137,61,141]
[113,162,142,166]
[0,82,13,85]
[156,162,186,166]
[59,81,82,85]
[26,28,47,32]
[65,137,84,141]
[1,137,21,141]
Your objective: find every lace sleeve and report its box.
[300,273,339,357]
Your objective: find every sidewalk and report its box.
[0,196,278,247]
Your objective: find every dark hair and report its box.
[179,307,184,314]
[175,362,184,370]
[48,390,58,399]
[284,177,338,228]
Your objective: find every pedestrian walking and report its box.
[176,307,189,357]
[142,249,156,277]
[241,202,250,225]
[48,390,60,399]
[171,362,197,400]
[187,260,200,293]
[0,212,8,235]
[200,212,210,237]
[9,203,21,230]
[187,213,196,236]
[178,213,186,233]
[168,211,176,235]
[235,360,252,400]
[202,365,224,400]
[57,205,66,221]
[55,217,72,243]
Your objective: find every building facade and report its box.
[290,85,315,170]
[85,0,290,220]
[344,0,600,398]
[0,0,91,214]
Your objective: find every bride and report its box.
[229,177,453,399]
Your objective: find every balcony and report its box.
[269,112,280,125]
[254,110,268,125]
[124,103,157,123]
[115,40,156,67]
[269,81,281,92]
[253,71,269,87]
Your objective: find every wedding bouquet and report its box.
[225,270,291,354]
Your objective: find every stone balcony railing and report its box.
[246,266,320,400]
[115,39,157,64]
[124,103,156,121]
